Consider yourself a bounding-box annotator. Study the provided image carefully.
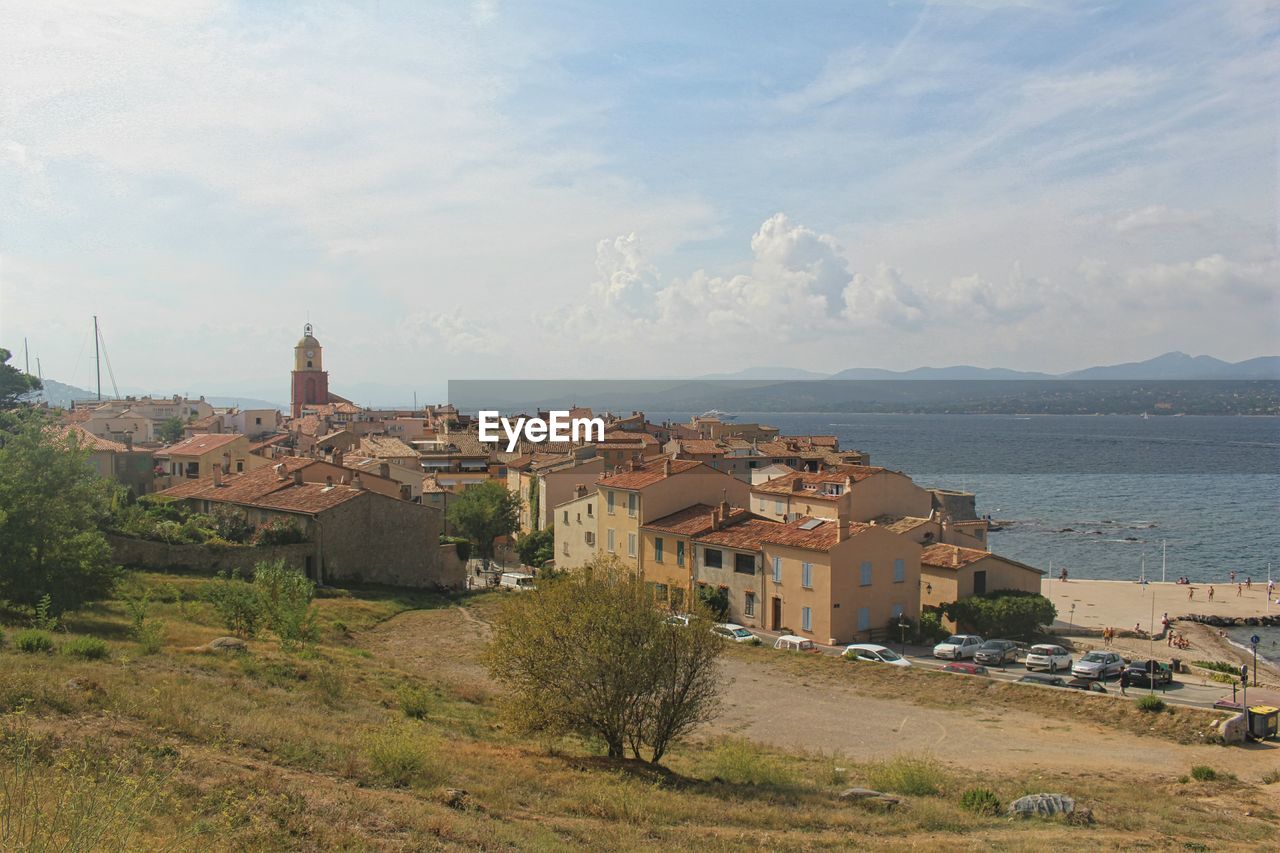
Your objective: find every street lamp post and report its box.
[898,618,909,656]
[1068,603,1076,633]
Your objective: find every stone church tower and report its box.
[290,323,330,417]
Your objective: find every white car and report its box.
[773,635,816,651]
[711,623,757,643]
[663,614,692,627]
[844,643,911,667]
[932,634,984,660]
[1024,644,1073,672]
[498,572,536,591]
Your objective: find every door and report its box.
[972,570,987,596]
[771,597,782,630]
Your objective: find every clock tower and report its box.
[290,323,330,418]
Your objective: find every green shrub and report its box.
[1260,769,1280,785]
[253,560,318,650]
[14,630,54,654]
[863,754,948,796]
[1136,694,1166,713]
[312,667,346,708]
[0,628,5,649]
[253,518,306,545]
[33,594,60,632]
[1190,765,1218,782]
[62,636,109,660]
[707,738,793,787]
[204,570,264,638]
[960,787,1001,815]
[123,588,165,654]
[363,723,447,788]
[398,685,435,720]
[210,505,255,543]
[1191,660,1238,675]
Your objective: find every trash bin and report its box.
[1247,706,1279,740]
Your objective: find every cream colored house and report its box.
[920,543,1044,628]
[751,466,931,523]
[553,487,599,569]
[157,433,271,481]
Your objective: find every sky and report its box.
[1,0,1277,404]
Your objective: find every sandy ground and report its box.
[1045,579,1280,684]
[366,605,1280,779]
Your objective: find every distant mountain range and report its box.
[700,352,1280,381]
[31,379,284,412]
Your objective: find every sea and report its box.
[654,412,1280,658]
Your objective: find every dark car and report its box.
[940,662,989,676]
[1124,659,1173,686]
[1018,673,1067,688]
[1065,678,1108,693]
[973,639,1020,666]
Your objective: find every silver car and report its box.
[1071,650,1125,680]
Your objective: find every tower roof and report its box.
[296,322,320,348]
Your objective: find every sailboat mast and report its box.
[93,315,102,401]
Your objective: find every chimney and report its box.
[293,470,304,486]
[400,484,412,501]
[710,506,722,531]
[221,452,231,474]
[792,476,803,492]
[662,458,671,476]
[124,433,133,451]
[274,462,286,480]
[837,513,850,542]
[333,449,343,467]
[379,462,390,479]
[352,473,365,491]
[212,466,223,487]
[719,498,731,522]
[326,475,334,486]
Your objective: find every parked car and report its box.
[711,623,757,643]
[843,643,911,667]
[1024,644,1073,672]
[1071,650,1126,680]
[1065,678,1108,693]
[973,639,1020,666]
[1124,659,1174,686]
[932,634,984,660]
[940,662,989,676]
[663,614,692,627]
[774,635,817,652]
[498,572,536,591]
[1018,673,1067,688]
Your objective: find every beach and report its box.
[1044,578,1280,685]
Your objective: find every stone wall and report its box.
[316,492,463,590]
[107,532,314,576]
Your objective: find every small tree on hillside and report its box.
[446,481,520,571]
[0,408,118,613]
[515,525,554,568]
[484,556,724,763]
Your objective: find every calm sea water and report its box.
[655,413,1280,584]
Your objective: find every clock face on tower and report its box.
[305,350,315,358]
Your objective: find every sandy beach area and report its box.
[1044,578,1280,685]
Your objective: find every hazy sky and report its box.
[2,1,1276,402]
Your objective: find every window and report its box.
[744,591,756,617]
[236,461,244,472]
[676,540,685,566]
[801,607,812,632]
[758,499,767,512]
[860,561,872,587]
[858,607,871,632]
[802,562,813,588]
[627,532,637,557]
[627,493,637,517]
[563,510,569,524]
[772,556,781,583]
[607,491,615,514]
[607,528,615,552]
[774,500,784,515]
[893,558,905,583]
[654,537,664,563]
[734,553,755,574]
[587,502,593,517]
[704,548,723,569]
[654,583,669,604]
[255,417,262,425]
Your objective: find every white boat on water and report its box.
[698,409,738,421]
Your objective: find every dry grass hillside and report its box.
[2,570,1278,850]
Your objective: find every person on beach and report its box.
[1246,577,1252,589]
[1238,583,1243,597]
[1119,668,1130,695]
[1208,585,1215,602]
[1188,585,1194,600]
[1230,570,1236,583]
[1060,567,1068,582]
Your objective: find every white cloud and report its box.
[1114,205,1205,233]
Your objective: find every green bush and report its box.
[398,685,436,720]
[62,636,109,660]
[1190,765,1218,781]
[363,723,447,788]
[1136,694,1166,713]
[515,526,555,569]
[863,755,948,796]
[124,588,165,654]
[1191,660,1238,675]
[959,787,1001,815]
[707,738,793,787]
[14,630,54,654]
[696,585,730,622]
[1260,769,1280,785]
[440,536,471,563]
[253,518,306,545]
[940,590,1056,640]
[253,560,318,650]
[204,570,264,638]
[211,505,255,543]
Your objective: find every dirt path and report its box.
[364,607,1280,779]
